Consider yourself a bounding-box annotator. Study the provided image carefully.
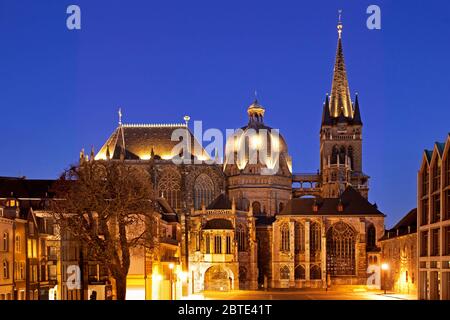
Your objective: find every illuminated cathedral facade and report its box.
[90,20,385,297]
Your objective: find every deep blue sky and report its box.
[1,0,449,227]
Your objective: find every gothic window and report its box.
[294,265,305,280]
[339,146,346,164]
[194,174,215,210]
[367,224,376,251]
[347,146,354,169]
[310,222,321,256]
[236,225,247,252]
[2,232,8,251]
[279,202,284,213]
[214,235,222,254]
[326,222,356,276]
[331,145,339,164]
[158,168,181,210]
[280,224,290,252]
[294,222,305,254]
[310,265,321,280]
[252,201,261,215]
[280,266,290,280]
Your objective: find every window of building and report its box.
[2,232,8,251]
[432,229,440,256]
[432,160,441,192]
[280,224,290,252]
[446,190,450,221]
[432,194,441,223]
[294,222,305,254]
[226,235,232,254]
[294,265,305,280]
[193,174,215,210]
[445,226,450,256]
[157,169,181,210]
[326,222,356,276]
[15,235,20,253]
[280,266,290,280]
[422,167,429,197]
[236,225,246,252]
[214,235,222,254]
[421,198,429,226]
[446,153,450,186]
[367,224,376,251]
[310,265,322,280]
[205,234,210,254]
[252,202,261,215]
[3,260,9,279]
[421,231,429,257]
[310,222,321,256]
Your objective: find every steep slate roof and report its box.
[96,123,206,161]
[203,218,233,230]
[280,187,384,216]
[207,193,232,210]
[379,208,417,241]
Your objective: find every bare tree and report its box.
[51,159,156,300]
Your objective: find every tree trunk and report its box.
[115,275,127,300]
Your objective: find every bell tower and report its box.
[320,16,369,198]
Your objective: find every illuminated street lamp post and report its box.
[169,263,174,300]
[381,263,389,295]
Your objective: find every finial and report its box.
[184,115,190,127]
[118,108,123,126]
[254,90,258,102]
[337,9,343,39]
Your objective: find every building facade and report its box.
[418,134,450,300]
[380,208,417,295]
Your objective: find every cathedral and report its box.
[92,19,385,296]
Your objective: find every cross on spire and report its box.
[118,108,123,126]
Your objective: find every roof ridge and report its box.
[122,123,187,128]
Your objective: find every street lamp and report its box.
[381,263,389,295]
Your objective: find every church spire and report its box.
[330,11,353,119]
[352,93,362,125]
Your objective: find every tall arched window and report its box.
[294,265,305,280]
[326,222,356,276]
[205,234,210,254]
[331,145,339,164]
[339,146,346,164]
[280,266,290,280]
[310,222,321,256]
[280,224,290,252]
[194,174,215,209]
[347,146,354,169]
[3,260,9,279]
[252,201,261,215]
[367,224,376,251]
[3,232,8,251]
[422,166,429,197]
[236,225,247,252]
[158,168,181,210]
[294,222,305,254]
[310,265,321,280]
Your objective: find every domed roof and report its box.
[224,99,290,171]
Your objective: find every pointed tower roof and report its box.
[352,93,362,125]
[330,14,353,119]
[321,94,332,125]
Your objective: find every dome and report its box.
[224,99,290,171]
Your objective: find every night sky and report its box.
[1,0,449,227]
